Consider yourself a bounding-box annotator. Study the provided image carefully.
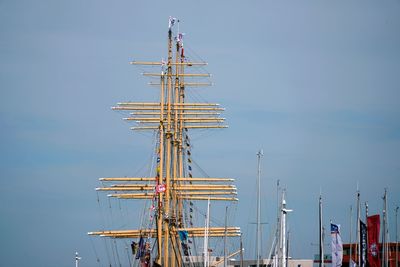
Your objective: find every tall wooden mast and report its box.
[89,18,240,267]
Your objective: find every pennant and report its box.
[168,16,177,29]
[367,215,381,267]
[331,223,343,267]
[360,220,367,267]
[156,184,166,193]
[176,32,184,44]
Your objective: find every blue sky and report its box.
[1,1,400,266]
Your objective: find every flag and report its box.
[331,223,343,267]
[131,241,138,255]
[360,220,367,267]
[156,184,166,193]
[178,230,189,241]
[136,236,144,259]
[176,32,185,44]
[168,16,177,29]
[367,215,381,267]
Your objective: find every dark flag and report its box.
[136,236,145,259]
[131,241,138,255]
[367,215,381,267]
[360,220,367,267]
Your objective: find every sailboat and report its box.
[88,17,241,267]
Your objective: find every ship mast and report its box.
[279,190,292,267]
[89,18,240,267]
[319,193,324,267]
[256,149,263,267]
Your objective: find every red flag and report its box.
[156,184,166,193]
[367,214,381,267]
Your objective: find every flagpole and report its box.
[357,190,360,266]
[240,233,244,267]
[286,230,290,267]
[330,220,333,267]
[349,205,353,265]
[396,206,399,267]
[204,198,210,267]
[386,190,388,267]
[365,202,369,267]
[319,193,324,267]
[256,149,263,267]
[275,179,280,265]
[224,206,228,267]
[382,189,388,267]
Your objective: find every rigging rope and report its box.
[95,191,112,266]
[113,239,122,267]
[123,240,133,267]
[103,238,113,267]
[89,236,102,267]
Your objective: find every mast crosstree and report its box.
[89,18,241,267]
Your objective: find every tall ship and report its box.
[89,17,241,267]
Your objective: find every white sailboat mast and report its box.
[280,191,292,267]
[204,198,211,267]
[256,149,263,267]
[224,206,228,267]
[319,194,324,267]
[349,205,353,265]
[75,252,81,267]
[382,189,388,267]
